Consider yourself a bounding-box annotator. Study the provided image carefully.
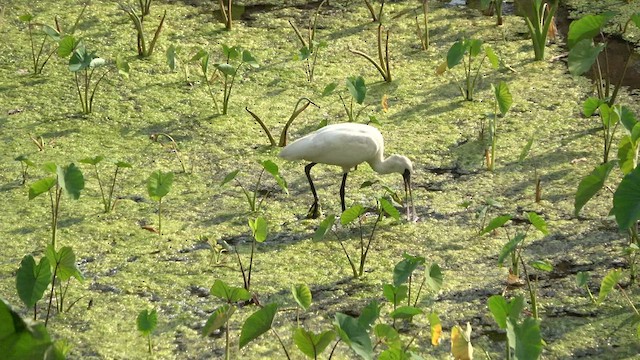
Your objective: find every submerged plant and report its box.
[120,3,166,58]
[437,38,499,101]
[147,170,174,235]
[79,156,131,213]
[524,0,558,60]
[246,98,318,147]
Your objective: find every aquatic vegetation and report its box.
[120,3,166,58]
[79,156,131,213]
[487,294,543,360]
[523,0,558,61]
[348,23,392,82]
[414,0,430,50]
[246,98,318,147]
[146,170,174,235]
[136,308,158,354]
[363,0,385,23]
[323,76,369,122]
[486,81,513,171]
[220,160,287,213]
[289,0,327,82]
[166,44,189,84]
[18,14,59,75]
[14,155,35,185]
[217,0,235,31]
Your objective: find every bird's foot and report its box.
[306,202,321,219]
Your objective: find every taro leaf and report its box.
[15,155,35,167]
[192,49,209,74]
[583,97,604,117]
[346,76,366,105]
[115,161,132,168]
[28,177,56,200]
[480,214,512,235]
[599,104,619,129]
[57,163,84,199]
[262,159,288,194]
[291,284,312,311]
[598,269,622,305]
[242,50,259,68]
[293,328,336,359]
[215,63,236,76]
[137,309,157,336]
[42,25,60,42]
[147,171,173,201]
[485,45,499,69]
[360,180,379,188]
[222,44,240,60]
[527,212,548,235]
[530,260,553,272]
[79,156,104,165]
[618,105,638,133]
[574,161,616,216]
[435,60,448,75]
[374,324,400,347]
[341,204,364,225]
[220,169,239,186]
[322,82,337,96]
[357,300,381,329]
[43,162,57,174]
[506,317,543,360]
[451,323,473,360]
[618,136,636,175]
[210,279,250,303]
[425,263,443,292]
[69,47,94,72]
[58,35,78,58]
[313,214,336,241]
[393,254,425,287]
[334,313,373,360]
[469,39,482,57]
[518,137,534,163]
[19,14,34,22]
[488,295,510,329]
[202,305,235,336]
[382,284,407,306]
[16,255,51,308]
[46,246,83,282]
[429,311,442,346]
[116,55,129,79]
[446,40,465,69]
[576,271,590,288]
[379,197,400,220]
[239,303,278,349]
[389,306,423,320]
[0,299,59,360]
[379,348,409,360]
[567,12,615,48]
[568,39,605,76]
[613,166,640,230]
[498,233,526,266]
[167,44,177,71]
[249,217,268,242]
[493,81,512,116]
[295,46,311,61]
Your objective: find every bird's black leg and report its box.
[305,162,320,219]
[340,172,348,212]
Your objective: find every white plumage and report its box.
[279,123,414,219]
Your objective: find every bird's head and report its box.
[389,155,416,221]
[388,155,413,175]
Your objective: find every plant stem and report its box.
[271,329,292,360]
[225,318,230,360]
[45,263,59,327]
[107,166,121,212]
[93,165,107,212]
[158,198,162,235]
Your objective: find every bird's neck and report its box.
[368,154,396,175]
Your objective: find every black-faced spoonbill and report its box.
[279,123,414,219]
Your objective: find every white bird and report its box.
[279,123,414,219]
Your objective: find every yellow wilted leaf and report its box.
[429,312,442,346]
[435,61,448,75]
[381,94,389,112]
[451,323,473,360]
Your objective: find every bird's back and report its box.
[279,123,384,171]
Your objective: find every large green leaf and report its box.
[582,97,605,117]
[215,63,236,76]
[446,40,465,69]
[0,299,61,360]
[79,156,104,166]
[617,106,638,134]
[46,246,83,282]
[242,50,259,68]
[16,256,51,309]
[57,163,84,200]
[493,81,512,116]
[599,104,619,129]
[374,323,400,347]
[379,197,400,220]
[293,328,335,359]
[393,254,425,287]
[248,217,268,243]
[468,39,482,57]
[341,204,364,225]
[498,233,526,266]
[292,284,312,311]
[313,214,336,241]
[389,306,423,320]
[57,35,78,58]
[28,177,56,200]
[346,76,366,105]
[485,45,499,69]
[568,39,604,76]
[239,303,278,349]
[357,300,381,329]
[574,161,616,216]
[202,305,235,336]
[147,171,174,201]
[425,263,443,292]
[597,268,622,305]
[613,166,640,230]
[69,46,95,72]
[618,136,637,175]
[210,279,250,303]
[480,214,512,235]
[527,212,548,235]
[136,309,157,336]
[334,313,373,360]
[220,169,239,187]
[567,12,615,48]
[382,284,407,306]
[262,160,288,194]
[488,295,510,329]
[506,317,543,360]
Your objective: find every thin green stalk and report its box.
[45,263,59,327]
[360,212,382,276]
[271,329,292,360]
[147,334,152,354]
[247,237,256,291]
[158,199,162,235]
[107,167,121,212]
[92,165,107,212]
[225,319,230,360]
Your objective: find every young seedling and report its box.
[149,133,188,173]
[436,38,499,101]
[291,283,312,326]
[246,98,318,147]
[239,303,291,359]
[15,155,35,185]
[289,0,327,82]
[18,14,60,75]
[524,0,558,61]
[79,156,131,213]
[146,170,174,235]
[567,11,640,105]
[166,44,189,84]
[414,0,429,50]
[63,38,130,113]
[236,216,268,292]
[44,244,84,326]
[575,271,597,304]
[487,295,543,359]
[220,160,288,213]
[29,163,85,248]
[486,81,513,171]
[348,23,391,82]
[323,76,370,122]
[137,308,158,354]
[120,3,166,58]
